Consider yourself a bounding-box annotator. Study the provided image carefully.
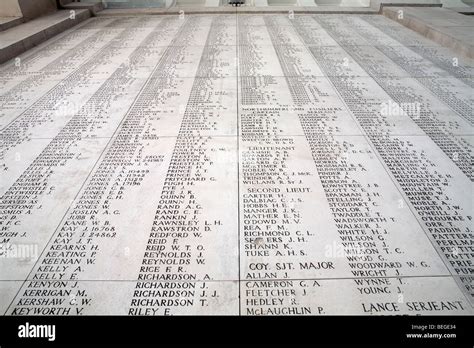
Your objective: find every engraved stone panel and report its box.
[0,13,472,316]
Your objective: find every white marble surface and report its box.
[0,13,472,315]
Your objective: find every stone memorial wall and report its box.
[0,14,472,315]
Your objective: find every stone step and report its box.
[0,9,90,65]
[61,1,105,15]
[96,6,378,14]
[0,16,24,32]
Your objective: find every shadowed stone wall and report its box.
[18,0,57,20]
[0,0,23,17]
[0,0,57,19]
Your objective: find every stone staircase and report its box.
[0,9,91,65]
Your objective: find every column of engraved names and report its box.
[241,15,462,316]
[346,15,473,125]
[316,15,472,179]
[0,18,121,126]
[360,15,474,86]
[0,17,134,132]
[293,15,473,305]
[0,16,157,284]
[129,16,238,315]
[239,16,331,315]
[0,17,145,179]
